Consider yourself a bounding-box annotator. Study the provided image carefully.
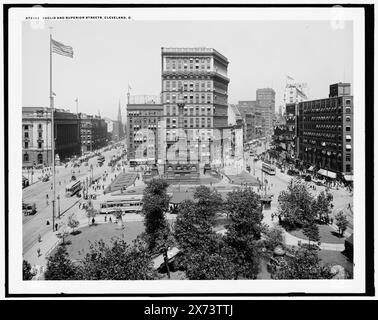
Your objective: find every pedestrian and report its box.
[79,203,81,209]
[92,217,95,225]
[105,215,107,222]
[109,216,112,223]
[55,223,58,232]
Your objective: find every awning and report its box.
[307,166,314,171]
[344,174,353,181]
[346,135,352,140]
[318,169,337,179]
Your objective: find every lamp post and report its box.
[57,195,60,218]
[208,137,212,166]
[197,137,201,165]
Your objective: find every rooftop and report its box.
[161,47,228,63]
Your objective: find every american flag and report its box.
[51,39,73,58]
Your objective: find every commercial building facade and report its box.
[79,113,108,154]
[297,83,353,178]
[126,99,164,164]
[22,107,81,167]
[161,47,229,166]
[256,88,275,138]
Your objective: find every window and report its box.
[24,125,29,130]
[24,142,29,149]
[346,154,351,162]
[346,116,351,122]
[346,126,351,132]
[38,153,43,164]
[346,164,351,172]
[38,132,42,138]
[23,153,29,162]
[38,142,42,149]
[24,132,29,138]
[38,124,42,129]
[346,107,351,113]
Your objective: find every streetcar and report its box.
[99,194,143,214]
[262,162,276,175]
[65,180,82,197]
[97,155,105,165]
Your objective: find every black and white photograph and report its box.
[3,3,374,297]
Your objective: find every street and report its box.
[22,144,126,255]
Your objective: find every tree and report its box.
[302,220,320,246]
[174,200,217,254]
[154,222,175,279]
[174,200,236,279]
[45,246,80,280]
[273,247,333,279]
[80,237,156,280]
[335,211,348,237]
[313,191,333,224]
[264,225,285,251]
[67,213,79,233]
[184,250,236,280]
[56,223,70,245]
[224,188,264,279]
[142,178,170,251]
[193,185,223,224]
[23,260,36,280]
[276,178,315,229]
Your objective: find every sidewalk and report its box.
[262,207,345,252]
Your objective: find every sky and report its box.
[22,19,353,121]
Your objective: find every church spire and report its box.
[117,100,122,123]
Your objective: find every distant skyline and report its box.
[22,19,353,120]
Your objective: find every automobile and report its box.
[23,202,37,215]
[287,169,299,176]
[304,175,312,182]
[42,175,50,182]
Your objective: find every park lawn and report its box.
[59,221,145,261]
[289,224,346,244]
[318,250,353,276]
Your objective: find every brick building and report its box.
[297,83,353,179]
[126,97,164,164]
[79,113,108,154]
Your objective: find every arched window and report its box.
[38,153,43,164]
[23,153,29,162]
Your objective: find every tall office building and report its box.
[161,47,229,166]
[256,88,275,137]
[297,83,353,180]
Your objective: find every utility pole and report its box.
[49,27,56,232]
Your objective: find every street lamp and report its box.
[57,195,60,218]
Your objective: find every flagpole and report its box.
[50,28,56,231]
